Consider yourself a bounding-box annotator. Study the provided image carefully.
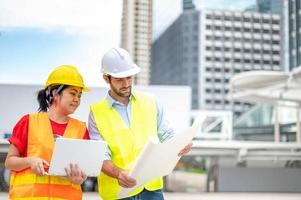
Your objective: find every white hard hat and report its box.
[101,48,140,78]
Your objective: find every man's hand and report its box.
[117,170,136,188]
[65,163,87,185]
[101,160,136,188]
[178,142,193,156]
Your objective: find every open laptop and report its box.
[48,138,107,177]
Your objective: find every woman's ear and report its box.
[51,89,56,96]
[51,89,59,100]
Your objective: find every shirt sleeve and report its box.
[8,114,30,156]
[83,128,90,140]
[155,98,175,142]
[88,111,112,160]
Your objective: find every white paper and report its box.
[48,138,107,177]
[119,120,203,198]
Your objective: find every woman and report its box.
[5,65,90,199]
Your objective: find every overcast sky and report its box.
[0,0,255,87]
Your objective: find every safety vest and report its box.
[9,113,86,200]
[91,92,163,200]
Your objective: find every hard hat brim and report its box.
[82,87,91,92]
[104,64,140,78]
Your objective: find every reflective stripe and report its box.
[51,177,80,187]
[10,184,82,199]
[10,174,49,186]
[10,173,81,187]
[13,198,66,200]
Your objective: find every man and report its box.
[89,48,192,200]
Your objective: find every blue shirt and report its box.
[88,92,174,160]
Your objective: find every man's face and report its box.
[108,76,133,98]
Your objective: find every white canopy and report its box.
[230,67,301,143]
[230,71,290,91]
[230,67,301,106]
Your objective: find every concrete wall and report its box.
[217,166,301,192]
[0,84,191,135]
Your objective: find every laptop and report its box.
[48,138,107,177]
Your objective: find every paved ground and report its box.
[1,192,301,200]
[163,193,301,200]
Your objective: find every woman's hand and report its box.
[65,163,87,185]
[27,157,49,175]
[5,145,49,173]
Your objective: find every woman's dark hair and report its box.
[37,85,68,112]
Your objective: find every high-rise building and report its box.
[151,9,282,115]
[183,0,196,10]
[256,0,283,14]
[248,0,288,71]
[121,0,152,85]
[288,0,301,70]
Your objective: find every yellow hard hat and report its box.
[45,65,90,92]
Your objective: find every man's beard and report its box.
[111,85,131,98]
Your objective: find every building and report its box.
[288,0,301,70]
[151,8,282,114]
[183,0,196,10]
[121,0,153,85]
[256,0,283,14]
[247,0,288,71]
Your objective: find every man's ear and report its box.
[103,75,110,84]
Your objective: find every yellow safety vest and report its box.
[9,113,86,200]
[91,92,163,200]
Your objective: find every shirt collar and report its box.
[106,91,136,107]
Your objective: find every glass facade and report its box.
[288,0,301,70]
[234,104,299,141]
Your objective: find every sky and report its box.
[0,0,122,86]
[0,0,255,87]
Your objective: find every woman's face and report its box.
[54,86,82,115]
